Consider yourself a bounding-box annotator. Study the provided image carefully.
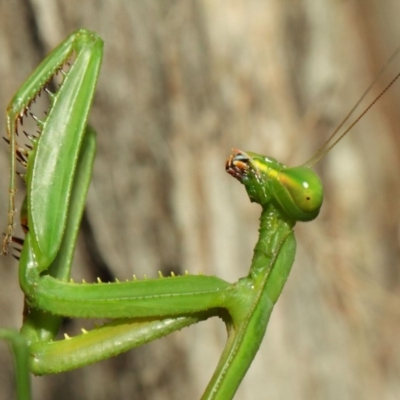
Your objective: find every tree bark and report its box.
[1,1,400,399]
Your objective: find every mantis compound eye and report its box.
[274,166,323,222]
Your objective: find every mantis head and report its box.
[226,149,323,222]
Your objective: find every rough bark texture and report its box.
[1,1,400,399]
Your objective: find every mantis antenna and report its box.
[303,45,400,168]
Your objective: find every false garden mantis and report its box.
[0,29,398,400]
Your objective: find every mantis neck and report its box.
[249,204,295,282]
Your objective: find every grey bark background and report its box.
[1,0,400,399]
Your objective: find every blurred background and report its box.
[0,0,400,399]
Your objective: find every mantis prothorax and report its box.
[0,29,398,400]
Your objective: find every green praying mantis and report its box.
[0,29,399,400]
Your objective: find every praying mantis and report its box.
[0,28,398,400]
